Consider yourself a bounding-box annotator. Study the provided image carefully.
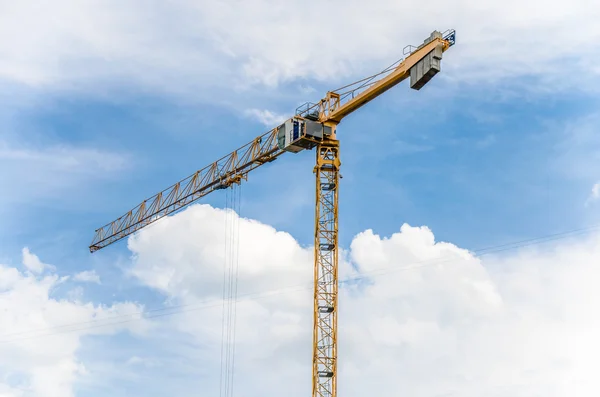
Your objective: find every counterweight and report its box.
[88,29,456,397]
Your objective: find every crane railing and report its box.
[89,128,283,252]
[296,29,455,124]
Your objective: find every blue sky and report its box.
[4,70,599,268]
[2,1,600,396]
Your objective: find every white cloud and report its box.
[0,249,147,397]
[126,204,600,396]
[73,270,101,285]
[0,0,599,97]
[21,247,55,274]
[128,204,312,300]
[244,108,288,126]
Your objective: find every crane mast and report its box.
[313,134,341,397]
[88,29,456,397]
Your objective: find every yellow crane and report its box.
[89,29,456,397]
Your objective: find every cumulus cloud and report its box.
[21,247,55,274]
[0,249,147,397]
[0,0,599,96]
[127,204,600,396]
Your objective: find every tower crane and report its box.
[89,29,456,397]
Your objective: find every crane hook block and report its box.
[410,31,444,90]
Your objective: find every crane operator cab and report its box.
[276,116,329,153]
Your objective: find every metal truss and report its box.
[89,129,283,252]
[313,138,340,397]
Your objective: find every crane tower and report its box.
[89,29,456,397]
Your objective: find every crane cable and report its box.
[229,183,242,397]
[220,187,231,397]
[220,187,230,397]
[220,184,242,397]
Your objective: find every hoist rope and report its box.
[220,184,242,397]
[229,183,242,397]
